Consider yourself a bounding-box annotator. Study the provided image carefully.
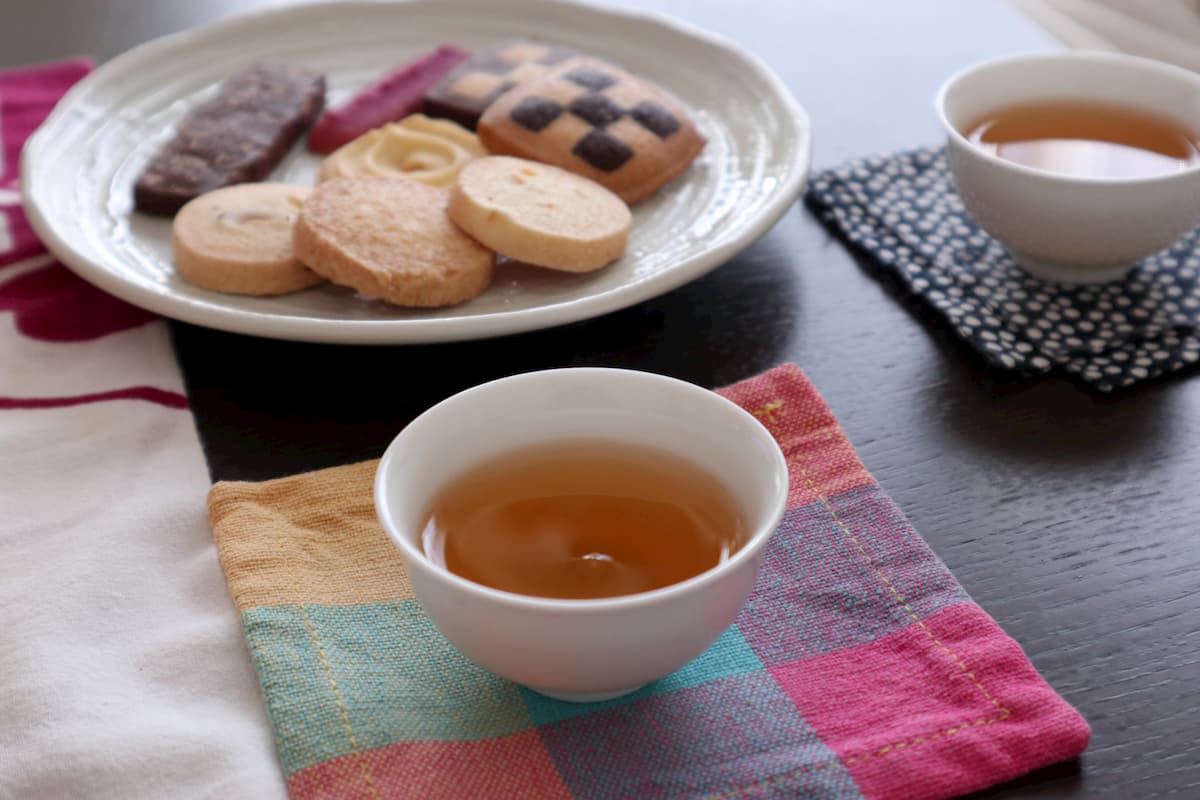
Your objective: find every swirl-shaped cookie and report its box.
[316,114,485,188]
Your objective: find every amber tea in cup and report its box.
[965,99,1200,179]
[421,438,748,600]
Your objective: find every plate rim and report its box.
[20,0,812,345]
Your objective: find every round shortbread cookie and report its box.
[447,156,631,272]
[172,183,323,295]
[294,176,494,307]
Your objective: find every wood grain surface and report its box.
[7,1,1199,797]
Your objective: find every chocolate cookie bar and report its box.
[477,56,706,203]
[134,63,325,216]
[422,39,576,130]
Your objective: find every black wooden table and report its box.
[6,2,1198,797]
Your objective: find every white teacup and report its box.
[373,368,788,702]
[936,51,1200,284]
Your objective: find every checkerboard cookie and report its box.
[476,56,706,203]
[422,39,577,130]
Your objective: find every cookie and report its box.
[294,176,494,307]
[448,156,630,272]
[476,56,705,203]
[307,45,469,154]
[172,183,323,295]
[317,114,485,188]
[135,63,326,216]
[422,39,577,130]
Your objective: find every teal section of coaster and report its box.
[243,599,535,776]
[519,624,764,727]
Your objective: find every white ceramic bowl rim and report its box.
[935,50,1200,186]
[373,368,789,613]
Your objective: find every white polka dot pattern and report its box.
[806,148,1200,392]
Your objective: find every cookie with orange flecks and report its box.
[448,156,630,272]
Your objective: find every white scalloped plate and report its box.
[21,0,810,344]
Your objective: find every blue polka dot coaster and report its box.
[805,147,1200,392]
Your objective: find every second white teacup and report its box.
[936,51,1200,284]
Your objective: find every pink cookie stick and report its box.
[308,45,470,154]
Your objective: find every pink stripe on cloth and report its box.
[0,260,157,341]
[0,386,189,410]
[1,61,158,345]
[0,201,41,268]
[0,58,92,267]
[772,603,1090,800]
[0,58,92,181]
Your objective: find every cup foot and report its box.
[528,685,644,703]
[1009,251,1134,285]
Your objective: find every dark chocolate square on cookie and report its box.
[422,39,577,130]
[572,129,634,172]
[510,96,564,132]
[629,100,680,139]
[567,93,624,128]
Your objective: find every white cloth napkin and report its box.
[0,58,285,799]
[0,260,287,800]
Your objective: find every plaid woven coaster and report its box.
[209,364,1089,800]
[806,147,1200,392]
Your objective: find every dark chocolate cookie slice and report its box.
[134,63,325,216]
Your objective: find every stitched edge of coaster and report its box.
[700,397,1014,799]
